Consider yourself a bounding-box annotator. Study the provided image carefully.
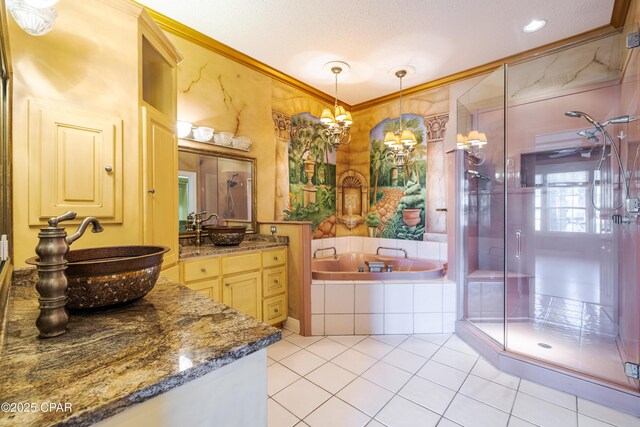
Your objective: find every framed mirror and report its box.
[178,147,256,234]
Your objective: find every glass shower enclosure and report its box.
[456,31,640,392]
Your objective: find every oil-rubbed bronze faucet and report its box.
[32,211,103,338]
[194,211,218,246]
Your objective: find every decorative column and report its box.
[272,111,291,220]
[424,113,449,237]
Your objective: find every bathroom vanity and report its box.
[179,235,289,326]
[0,269,280,427]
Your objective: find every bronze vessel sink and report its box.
[28,245,169,310]
[204,225,247,246]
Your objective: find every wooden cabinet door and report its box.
[222,271,262,320]
[142,105,178,267]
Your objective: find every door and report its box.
[222,271,262,320]
[142,105,178,267]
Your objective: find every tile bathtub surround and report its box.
[267,332,640,427]
[311,279,457,336]
[2,269,281,427]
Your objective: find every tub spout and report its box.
[66,217,103,245]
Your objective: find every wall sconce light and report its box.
[457,130,487,165]
[6,0,58,36]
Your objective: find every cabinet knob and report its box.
[274,256,278,261]
[201,268,206,273]
[148,189,156,194]
[274,279,279,284]
[104,165,113,173]
[225,283,230,287]
[274,308,279,313]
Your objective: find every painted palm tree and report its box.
[370,139,386,207]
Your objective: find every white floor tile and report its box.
[327,335,367,347]
[374,395,440,427]
[519,379,576,411]
[337,377,394,417]
[280,349,326,376]
[285,334,323,348]
[577,398,640,427]
[512,393,577,427]
[398,376,456,415]
[306,337,348,360]
[398,336,441,358]
[431,347,478,372]
[369,334,409,347]
[332,348,378,375]
[471,358,520,390]
[366,420,386,427]
[272,378,332,419]
[413,333,452,346]
[352,337,395,358]
[361,361,413,393]
[268,340,302,361]
[382,348,428,373]
[268,363,302,396]
[444,335,480,357]
[578,414,619,427]
[268,398,299,427]
[459,375,517,413]
[305,362,357,394]
[304,397,370,427]
[416,360,469,391]
[294,422,309,427]
[281,329,294,337]
[507,417,537,427]
[438,419,463,427]
[267,357,276,366]
[444,393,510,427]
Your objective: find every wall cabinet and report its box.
[180,247,288,325]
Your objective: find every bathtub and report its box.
[312,252,446,281]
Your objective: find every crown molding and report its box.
[137,0,629,113]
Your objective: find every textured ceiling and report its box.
[135,0,616,105]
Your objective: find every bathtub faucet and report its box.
[376,246,408,258]
[313,247,337,259]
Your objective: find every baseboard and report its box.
[282,317,300,334]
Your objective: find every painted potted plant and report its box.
[365,211,381,237]
[398,173,424,227]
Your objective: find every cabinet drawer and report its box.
[182,258,220,282]
[221,252,261,276]
[262,248,286,268]
[263,294,287,325]
[185,278,220,301]
[262,267,286,298]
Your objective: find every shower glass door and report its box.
[457,66,506,346]
[505,33,640,389]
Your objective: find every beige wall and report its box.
[11,1,143,267]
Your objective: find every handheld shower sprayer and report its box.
[565,111,603,128]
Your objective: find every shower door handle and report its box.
[515,230,521,259]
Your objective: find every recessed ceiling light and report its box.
[523,19,547,33]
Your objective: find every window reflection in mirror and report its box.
[178,148,255,233]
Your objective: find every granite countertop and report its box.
[180,234,288,259]
[0,269,281,427]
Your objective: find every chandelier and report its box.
[384,69,417,169]
[319,62,352,148]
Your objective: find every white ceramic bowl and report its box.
[232,136,252,150]
[214,132,234,146]
[192,126,214,142]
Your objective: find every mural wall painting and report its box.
[369,114,427,240]
[283,112,337,239]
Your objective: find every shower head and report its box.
[577,130,599,143]
[227,173,239,188]
[565,111,602,128]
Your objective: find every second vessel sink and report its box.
[204,225,247,246]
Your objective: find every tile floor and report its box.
[267,330,640,427]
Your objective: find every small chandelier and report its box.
[319,62,352,148]
[384,69,417,169]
